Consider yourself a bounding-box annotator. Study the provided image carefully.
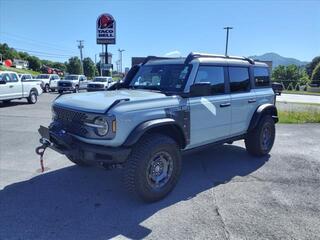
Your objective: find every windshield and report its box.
[129,64,191,92]
[93,77,108,82]
[64,75,78,80]
[36,74,49,79]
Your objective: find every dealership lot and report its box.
[0,94,320,240]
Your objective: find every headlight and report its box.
[93,117,109,136]
[51,108,57,120]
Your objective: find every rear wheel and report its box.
[245,115,275,156]
[27,91,37,104]
[124,134,182,202]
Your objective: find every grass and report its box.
[279,110,320,124]
[283,90,320,96]
[0,65,41,76]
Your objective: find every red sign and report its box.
[97,13,116,44]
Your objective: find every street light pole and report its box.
[77,40,84,74]
[118,49,125,73]
[223,27,233,56]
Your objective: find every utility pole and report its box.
[77,40,84,74]
[223,27,233,56]
[118,49,125,73]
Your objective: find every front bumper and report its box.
[58,86,75,91]
[38,125,131,165]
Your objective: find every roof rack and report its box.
[184,52,255,65]
[142,56,177,65]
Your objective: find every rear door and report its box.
[228,66,256,136]
[189,65,231,148]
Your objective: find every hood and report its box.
[54,89,167,113]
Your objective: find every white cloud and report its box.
[164,50,182,57]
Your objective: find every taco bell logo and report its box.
[96,13,116,44]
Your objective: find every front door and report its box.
[189,65,231,148]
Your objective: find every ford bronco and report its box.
[37,53,278,202]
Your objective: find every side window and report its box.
[10,73,19,82]
[229,67,250,93]
[1,74,11,82]
[195,66,225,94]
[254,67,270,87]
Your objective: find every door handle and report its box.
[220,103,231,108]
[9,85,14,88]
[248,98,256,103]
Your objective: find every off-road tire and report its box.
[245,115,275,156]
[66,155,90,167]
[27,90,37,104]
[124,133,182,202]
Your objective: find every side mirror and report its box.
[190,83,212,97]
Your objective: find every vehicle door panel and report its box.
[8,73,23,98]
[228,66,256,136]
[189,65,231,148]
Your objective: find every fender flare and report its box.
[248,104,278,131]
[123,118,186,147]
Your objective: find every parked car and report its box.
[86,76,113,92]
[38,52,278,202]
[35,74,60,92]
[0,71,42,104]
[58,74,88,94]
[19,74,33,81]
[272,82,283,95]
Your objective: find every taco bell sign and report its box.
[96,13,116,44]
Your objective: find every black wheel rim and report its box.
[261,124,272,151]
[146,151,174,189]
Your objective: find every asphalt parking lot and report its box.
[0,93,320,240]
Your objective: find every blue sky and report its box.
[0,0,319,68]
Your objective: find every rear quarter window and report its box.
[254,67,270,87]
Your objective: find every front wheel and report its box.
[124,134,182,202]
[245,115,275,156]
[27,91,37,104]
[73,86,79,93]
[44,84,50,93]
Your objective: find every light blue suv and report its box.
[38,53,278,202]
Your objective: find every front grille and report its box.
[88,84,103,88]
[53,106,88,135]
[58,81,72,87]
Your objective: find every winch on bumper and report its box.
[38,125,131,165]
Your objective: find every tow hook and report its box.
[35,138,51,173]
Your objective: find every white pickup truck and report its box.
[35,74,60,92]
[0,71,43,104]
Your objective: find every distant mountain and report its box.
[249,52,309,68]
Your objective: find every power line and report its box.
[14,48,75,57]
[1,31,78,54]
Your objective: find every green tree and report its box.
[66,57,82,74]
[272,64,310,88]
[311,63,320,85]
[52,62,66,72]
[27,56,41,71]
[306,56,320,77]
[83,57,97,78]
